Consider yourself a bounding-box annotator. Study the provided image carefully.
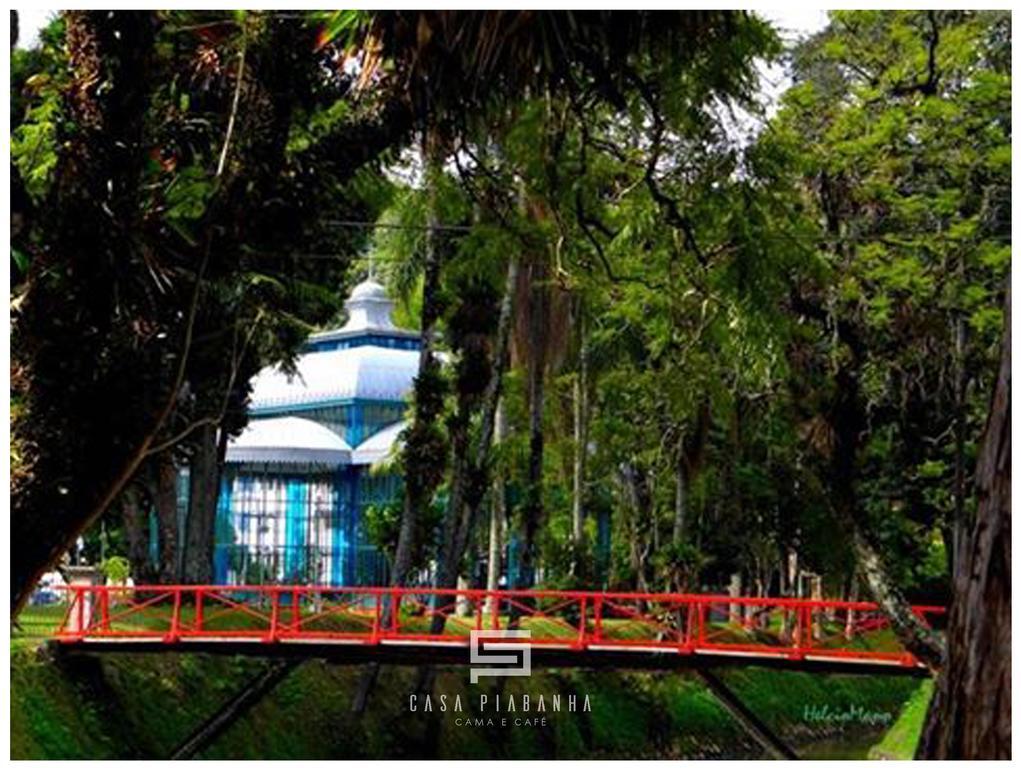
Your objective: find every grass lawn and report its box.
[11,604,67,651]
[868,678,934,759]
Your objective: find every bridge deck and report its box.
[58,636,931,677]
[51,584,942,676]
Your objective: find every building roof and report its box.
[249,345,419,410]
[250,278,424,410]
[351,420,407,466]
[306,278,421,347]
[226,417,353,466]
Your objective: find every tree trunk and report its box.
[843,574,859,640]
[486,401,508,615]
[728,572,742,625]
[809,573,823,640]
[622,463,652,595]
[150,454,181,584]
[673,399,710,549]
[918,286,1010,759]
[673,438,687,548]
[429,256,518,632]
[828,364,946,670]
[182,423,221,583]
[10,11,158,616]
[389,130,447,590]
[951,295,969,574]
[517,256,548,589]
[121,484,156,584]
[570,310,589,575]
[781,548,798,641]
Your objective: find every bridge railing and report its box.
[52,585,944,667]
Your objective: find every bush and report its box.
[99,556,130,585]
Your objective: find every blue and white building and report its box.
[213,279,417,587]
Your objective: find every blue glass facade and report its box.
[212,462,394,586]
[302,333,421,353]
[211,279,419,588]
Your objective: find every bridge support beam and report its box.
[170,659,304,760]
[697,669,798,760]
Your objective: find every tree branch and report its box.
[216,41,247,178]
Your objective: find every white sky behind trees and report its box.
[14,8,56,49]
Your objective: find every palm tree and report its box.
[359,11,767,593]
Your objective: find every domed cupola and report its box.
[248,276,425,421]
[297,278,422,354]
[340,278,397,333]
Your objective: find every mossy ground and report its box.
[12,605,923,759]
[868,679,934,759]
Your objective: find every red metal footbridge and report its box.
[52,585,943,677]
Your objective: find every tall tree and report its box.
[12,11,160,611]
[11,10,415,611]
[918,286,1010,758]
[760,9,1010,666]
[388,132,450,589]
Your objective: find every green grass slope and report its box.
[868,679,934,759]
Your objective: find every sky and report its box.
[762,7,830,42]
[759,8,831,105]
[14,8,56,49]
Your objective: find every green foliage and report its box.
[163,166,215,223]
[653,542,710,590]
[11,620,923,758]
[11,18,66,201]
[869,679,934,759]
[99,556,131,584]
[11,88,61,200]
[10,10,1007,640]
[363,499,403,558]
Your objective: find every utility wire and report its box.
[321,219,474,233]
[315,218,1011,241]
[281,235,1010,263]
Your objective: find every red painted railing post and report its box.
[577,596,587,648]
[681,599,694,652]
[268,591,280,642]
[476,597,484,631]
[291,588,301,633]
[195,589,204,633]
[372,592,382,643]
[491,592,500,630]
[389,589,400,635]
[99,589,110,634]
[75,588,86,638]
[593,596,603,642]
[790,605,806,658]
[697,602,706,648]
[168,589,182,642]
[56,592,72,638]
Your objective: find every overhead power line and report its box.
[321,219,474,233]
